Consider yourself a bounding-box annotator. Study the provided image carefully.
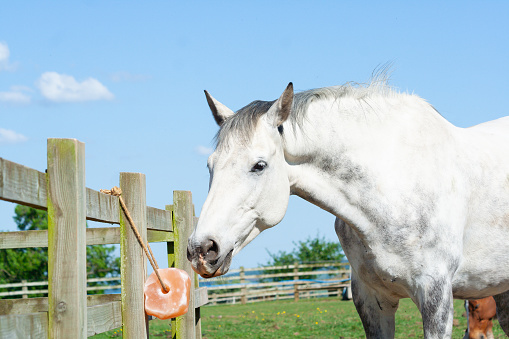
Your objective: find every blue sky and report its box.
[1,1,508,272]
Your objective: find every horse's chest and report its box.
[336,219,416,297]
[353,246,413,298]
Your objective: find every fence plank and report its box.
[0,158,47,210]
[0,230,47,249]
[0,159,121,224]
[194,287,209,308]
[86,188,120,224]
[47,138,87,339]
[87,301,122,337]
[0,294,122,316]
[147,206,172,231]
[119,172,148,339]
[147,229,174,243]
[87,294,121,307]
[0,281,48,289]
[0,227,121,249]
[0,289,48,297]
[201,269,350,284]
[87,227,120,245]
[172,191,196,339]
[0,312,48,339]
[0,297,48,316]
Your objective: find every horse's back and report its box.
[462,115,509,170]
[467,115,509,140]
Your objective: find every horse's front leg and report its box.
[351,271,399,338]
[493,289,509,336]
[414,277,454,338]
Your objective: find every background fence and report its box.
[0,138,207,339]
[199,262,351,305]
[0,277,122,299]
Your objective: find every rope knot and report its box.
[100,186,122,196]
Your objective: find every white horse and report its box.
[187,79,509,338]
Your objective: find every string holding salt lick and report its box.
[100,186,169,293]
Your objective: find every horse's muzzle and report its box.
[187,238,233,278]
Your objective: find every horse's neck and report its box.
[285,94,456,232]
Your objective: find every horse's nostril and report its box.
[203,239,219,260]
[187,246,192,261]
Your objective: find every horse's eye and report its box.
[251,161,267,173]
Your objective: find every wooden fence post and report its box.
[293,262,299,302]
[172,191,196,339]
[240,267,246,304]
[47,138,87,338]
[193,213,203,339]
[346,266,352,300]
[165,204,177,337]
[21,280,28,299]
[119,173,148,339]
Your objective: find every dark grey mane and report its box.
[215,79,393,150]
[215,100,275,149]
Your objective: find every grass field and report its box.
[92,297,506,338]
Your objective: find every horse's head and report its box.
[187,83,294,278]
[466,297,497,339]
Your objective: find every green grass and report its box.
[200,298,506,339]
[91,297,506,338]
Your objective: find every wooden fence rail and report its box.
[200,262,352,305]
[0,277,122,298]
[0,138,207,339]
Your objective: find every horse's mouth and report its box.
[193,249,233,278]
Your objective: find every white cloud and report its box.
[0,42,18,71]
[0,91,31,104]
[0,128,28,145]
[36,72,114,102]
[10,85,33,92]
[0,42,9,63]
[196,145,214,156]
[0,86,32,104]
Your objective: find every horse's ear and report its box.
[204,90,235,126]
[267,82,293,127]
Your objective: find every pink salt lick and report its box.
[144,268,191,320]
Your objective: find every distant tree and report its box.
[263,234,344,281]
[0,205,120,297]
[291,235,344,263]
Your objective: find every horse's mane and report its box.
[215,71,400,149]
[290,78,396,128]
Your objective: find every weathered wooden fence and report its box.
[0,138,207,339]
[200,262,351,305]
